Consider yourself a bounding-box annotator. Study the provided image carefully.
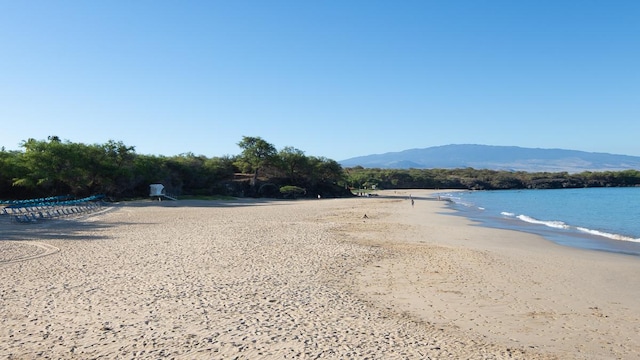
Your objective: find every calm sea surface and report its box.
[436,187,640,257]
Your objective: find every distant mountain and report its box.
[339,145,640,173]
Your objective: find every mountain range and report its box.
[339,144,640,173]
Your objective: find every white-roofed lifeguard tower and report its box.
[150,184,177,201]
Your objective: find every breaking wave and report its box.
[500,212,639,243]
[576,227,640,243]
[515,215,570,229]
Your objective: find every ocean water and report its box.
[437,187,640,257]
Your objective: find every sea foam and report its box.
[516,215,569,229]
[576,227,640,243]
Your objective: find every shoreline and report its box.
[1,191,639,359]
[437,189,640,257]
[350,190,640,359]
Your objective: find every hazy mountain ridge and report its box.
[339,145,640,172]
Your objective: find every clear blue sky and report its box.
[2,1,639,160]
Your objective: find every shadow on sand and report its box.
[0,198,301,242]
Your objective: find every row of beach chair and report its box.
[1,195,106,224]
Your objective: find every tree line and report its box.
[344,166,640,190]
[0,136,347,200]
[1,136,639,201]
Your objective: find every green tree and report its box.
[308,157,344,187]
[0,149,29,198]
[235,136,277,186]
[132,154,171,197]
[14,137,73,194]
[97,140,137,196]
[278,146,309,184]
[204,156,236,181]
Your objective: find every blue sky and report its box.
[1,1,639,160]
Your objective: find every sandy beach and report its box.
[1,190,639,359]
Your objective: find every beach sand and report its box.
[1,190,638,359]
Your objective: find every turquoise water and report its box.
[437,187,640,256]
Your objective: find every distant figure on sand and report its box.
[411,198,414,207]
